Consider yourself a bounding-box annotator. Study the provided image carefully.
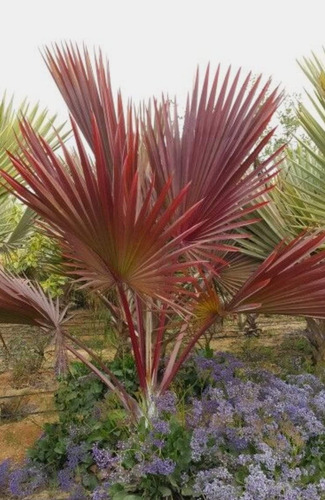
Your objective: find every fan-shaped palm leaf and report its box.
[4,119,202,302]
[226,232,325,317]
[44,45,283,253]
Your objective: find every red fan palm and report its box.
[3,44,325,418]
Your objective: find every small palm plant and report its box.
[2,44,325,418]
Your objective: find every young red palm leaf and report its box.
[43,43,121,173]
[0,268,65,327]
[4,118,202,298]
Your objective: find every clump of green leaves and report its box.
[6,231,67,298]
[28,357,137,475]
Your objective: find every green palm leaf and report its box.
[0,93,69,197]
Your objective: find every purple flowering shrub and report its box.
[184,354,325,498]
[88,354,325,499]
[3,352,325,499]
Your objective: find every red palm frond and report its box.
[0,268,65,328]
[225,232,325,317]
[0,269,68,374]
[43,43,122,174]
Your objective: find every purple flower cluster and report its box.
[92,444,117,470]
[8,463,46,497]
[237,464,321,500]
[0,459,10,490]
[194,352,244,383]
[58,468,73,491]
[155,391,177,414]
[193,468,241,499]
[66,442,88,470]
[152,417,170,435]
[143,457,176,476]
[92,484,110,500]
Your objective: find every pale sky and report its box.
[1,0,325,120]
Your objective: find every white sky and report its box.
[1,0,325,120]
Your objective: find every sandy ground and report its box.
[0,414,58,463]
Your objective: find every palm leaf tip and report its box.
[0,268,67,329]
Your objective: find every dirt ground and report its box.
[0,414,58,463]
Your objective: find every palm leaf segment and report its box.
[0,269,64,327]
[0,269,68,374]
[226,232,325,317]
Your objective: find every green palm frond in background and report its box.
[237,51,325,262]
[276,52,325,236]
[0,93,69,197]
[0,94,69,295]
